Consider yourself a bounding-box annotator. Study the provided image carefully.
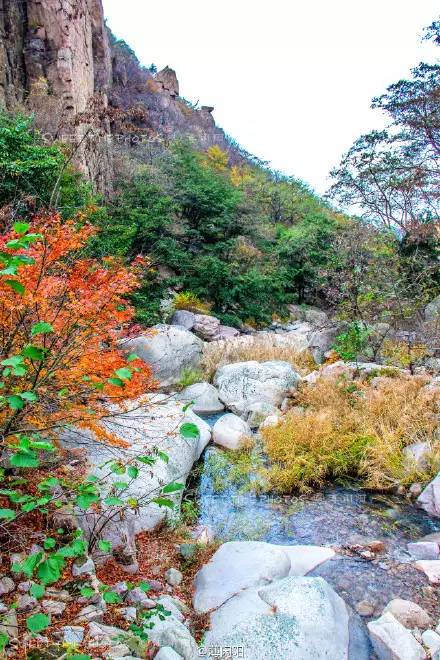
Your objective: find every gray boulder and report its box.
[215,325,240,340]
[214,360,300,415]
[244,401,279,429]
[203,576,353,660]
[368,612,426,659]
[382,598,432,629]
[212,413,251,450]
[309,325,341,363]
[170,310,196,330]
[146,613,198,660]
[155,648,183,660]
[62,396,211,553]
[418,473,440,517]
[177,382,224,415]
[121,325,204,387]
[425,295,440,322]
[193,541,334,614]
[193,314,221,341]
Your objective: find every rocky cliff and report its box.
[0,0,243,193]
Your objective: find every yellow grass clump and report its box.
[261,374,440,493]
[173,291,212,314]
[202,336,316,381]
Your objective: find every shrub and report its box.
[174,291,212,314]
[262,374,439,493]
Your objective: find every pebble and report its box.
[63,625,85,644]
[0,577,15,596]
[75,604,105,623]
[126,587,156,609]
[165,568,183,586]
[72,557,95,577]
[42,600,66,616]
[355,600,376,617]
[17,581,32,593]
[16,595,38,612]
[119,606,137,622]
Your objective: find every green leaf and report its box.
[138,581,151,592]
[104,496,124,506]
[7,395,24,411]
[152,497,174,509]
[22,345,46,361]
[12,552,43,578]
[30,583,45,599]
[110,462,126,475]
[127,466,139,479]
[136,455,155,465]
[127,353,139,362]
[31,322,54,336]
[10,450,39,468]
[43,538,56,550]
[13,222,30,235]
[103,590,122,604]
[162,481,184,494]
[76,492,99,510]
[4,279,25,295]
[114,481,128,490]
[108,377,124,387]
[0,632,8,650]
[67,655,92,660]
[0,508,16,520]
[26,612,50,633]
[115,367,132,381]
[98,540,112,553]
[20,391,37,402]
[1,355,24,367]
[80,586,95,598]
[56,539,87,558]
[157,451,169,464]
[37,557,63,585]
[180,422,200,440]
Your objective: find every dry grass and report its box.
[262,374,440,493]
[202,335,316,381]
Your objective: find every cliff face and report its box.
[0,0,242,193]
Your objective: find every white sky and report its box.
[102,0,439,194]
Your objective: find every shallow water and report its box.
[195,416,440,619]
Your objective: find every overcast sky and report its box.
[102,0,439,194]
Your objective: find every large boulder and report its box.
[214,360,300,415]
[425,295,440,322]
[309,325,341,364]
[368,612,426,659]
[382,599,432,629]
[417,473,440,517]
[215,325,240,340]
[194,541,290,613]
[193,541,334,614]
[203,576,357,660]
[170,310,196,330]
[212,413,251,450]
[176,382,224,415]
[193,314,221,341]
[244,401,279,429]
[121,325,204,387]
[61,395,211,555]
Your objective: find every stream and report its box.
[192,414,440,620]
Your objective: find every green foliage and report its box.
[0,112,94,217]
[334,322,372,362]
